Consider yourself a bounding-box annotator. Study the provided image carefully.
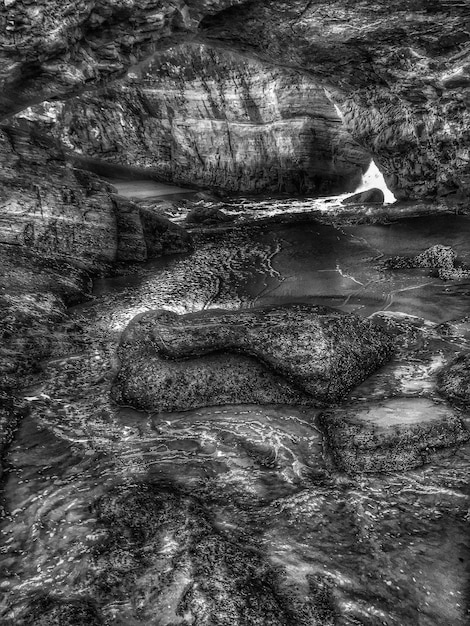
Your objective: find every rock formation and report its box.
[20,44,371,195]
[0,0,247,119]
[342,187,384,205]
[112,304,393,412]
[86,482,338,625]
[437,352,470,405]
[384,244,470,279]
[199,0,470,200]
[319,398,470,473]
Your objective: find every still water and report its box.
[2,206,470,624]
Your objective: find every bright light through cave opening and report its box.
[355,160,397,204]
[331,101,396,204]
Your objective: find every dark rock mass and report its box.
[89,482,338,625]
[319,398,470,474]
[341,187,385,205]
[112,304,393,411]
[21,596,103,626]
[20,44,370,195]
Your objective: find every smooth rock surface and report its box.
[341,187,384,205]
[320,398,470,473]
[113,304,394,411]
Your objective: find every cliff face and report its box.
[0,119,191,439]
[3,1,470,199]
[22,45,370,195]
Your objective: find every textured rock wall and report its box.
[0,120,191,447]
[0,0,245,119]
[22,45,370,195]
[3,1,470,199]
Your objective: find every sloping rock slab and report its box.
[112,304,393,411]
[319,398,469,474]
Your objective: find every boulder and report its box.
[185,204,235,226]
[341,188,385,205]
[319,398,469,473]
[112,304,393,412]
[384,244,470,279]
[437,353,470,405]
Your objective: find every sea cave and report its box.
[1,2,470,625]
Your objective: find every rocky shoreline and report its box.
[2,200,470,623]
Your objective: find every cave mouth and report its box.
[354,160,396,204]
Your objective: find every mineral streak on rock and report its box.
[112,304,394,412]
[319,398,470,474]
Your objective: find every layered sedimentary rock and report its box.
[112,304,393,412]
[21,45,370,194]
[0,119,191,458]
[320,398,470,473]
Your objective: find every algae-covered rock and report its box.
[112,304,393,411]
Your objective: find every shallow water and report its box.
[2,205,470,624]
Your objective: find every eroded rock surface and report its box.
[113,304,393,411]
[0,121,191,468]
[87,482,338,625]
[0,0,247,120]
[199,0,470,200]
